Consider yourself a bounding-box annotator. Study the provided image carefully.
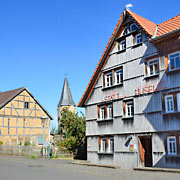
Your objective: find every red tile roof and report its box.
[78,10,180,107]
[156,14,180,37]
[126,10,157,36]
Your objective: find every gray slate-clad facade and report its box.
[79,9,180,169]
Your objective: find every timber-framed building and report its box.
[78,9,180,168]
[0,87,53,146]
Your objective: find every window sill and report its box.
[97,118,113,122]
[131,42,142,48]
[116,49,126,54]
[122,116,134,120]
[98,152,114,155]
[102,83,123,91]
[165,155,180,158]
[166,68,180,74]
[144,73,159,79]
[163,111,180,115]
[116,29,140,42]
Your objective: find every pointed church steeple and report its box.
[57,77,76,124]
[58,77,75,107]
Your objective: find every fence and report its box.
[0,145,42,158]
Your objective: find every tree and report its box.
[58,108,86,154]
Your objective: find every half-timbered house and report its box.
[0,87,53,146]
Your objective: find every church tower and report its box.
[57,77,76,124]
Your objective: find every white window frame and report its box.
[120,40,126,50]
[130,23,138,32]
[177,93,180,112]
[109,138,114,153]
[135,33,142,44]
[165,95,174,113]
[167,136,177,155]
[105,72,113,87]
[147,59,159,76]
[107,105,113,119]
[115,69,123,85]
[101,138,106,153]
[126,101,134,117]
[100,106,106,120]
[168,51,180,71]
[123,27,129,35]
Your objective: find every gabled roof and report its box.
[156,14,180,37]
[78,9,180,107]
[0,87,53,120]
[0,87,24,108]
[126,10,157,36]
[58,77,75,106]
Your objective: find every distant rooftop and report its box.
[58,77,75,106]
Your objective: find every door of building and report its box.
[139,136,152,167]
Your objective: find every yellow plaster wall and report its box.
[17,118,23,127]
[0,108,4,115]
[0,117,3,126]
[17,128,23,135]
[10,118,16,126]
[10,128,16,135]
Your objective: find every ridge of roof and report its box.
[78,12,124,107]
[0,87,25,108]
[78,10,180,107]
[156,13,180,37]
[126,10,157,36]
[58,77,75,106]
[159,14,180,26]
[0,87,53,120]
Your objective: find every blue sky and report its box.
[0,0,179,129]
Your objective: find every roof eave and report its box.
[150,28,180,43]
[78,13,125,107]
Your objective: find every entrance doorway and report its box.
[139,136,152,167]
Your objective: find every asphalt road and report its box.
[0,155,180,180]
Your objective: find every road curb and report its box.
[134,167,180,174]
[70,161,120,169]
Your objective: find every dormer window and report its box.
[135,33,142,44]
[123,27,129,35]
[120,40,126,50]
[130,23,138,32]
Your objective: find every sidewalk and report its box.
[70,160,180,173]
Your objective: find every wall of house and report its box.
[0,90,50,147]
[85,17,180,168]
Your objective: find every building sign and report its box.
[102,91,126,102]
[102,81,167,102]
[129,144,134,151]
[135,81,167,95]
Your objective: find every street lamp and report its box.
[41,116,47,159]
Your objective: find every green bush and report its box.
[0,141,3,145]
[29,155,36,159]
[24,141,31,146]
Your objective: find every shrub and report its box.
[29,155,36,159]
[0,141,3,145]
[24,141,31,146]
